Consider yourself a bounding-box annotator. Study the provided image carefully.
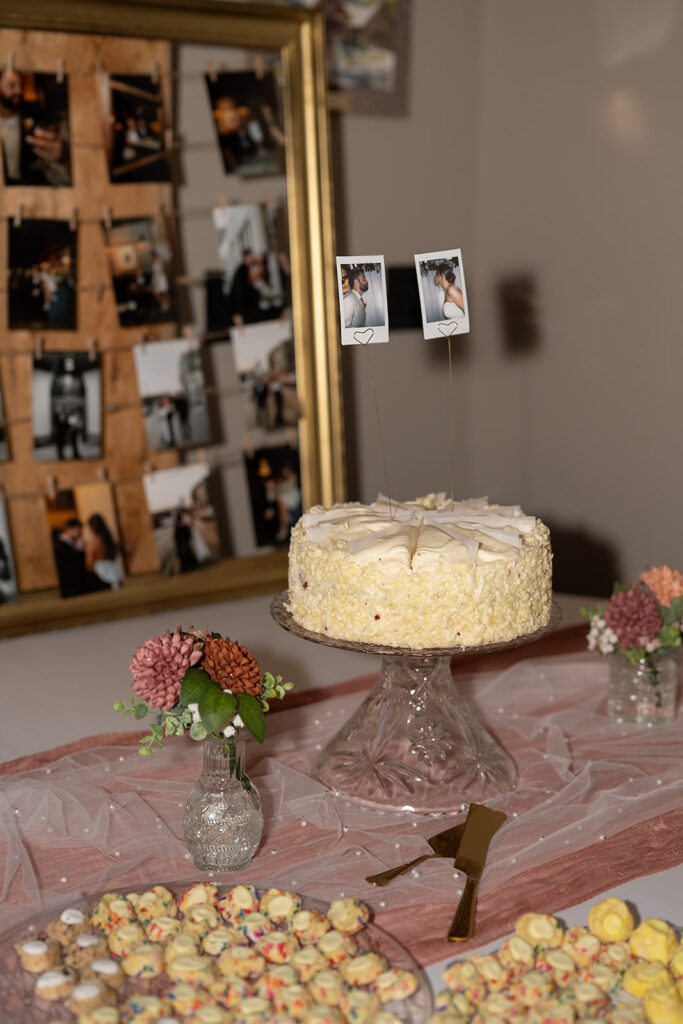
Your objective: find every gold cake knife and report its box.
[448,803,506,942]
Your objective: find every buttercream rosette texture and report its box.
[129,629,203,711]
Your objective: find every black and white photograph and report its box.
[100,73,170,183]
[143,464,224,574]
[244,442,302,547]
[103,216,177,328]
[47,482,123,599]
[0,494,17,604]
[212,202,288,327]
[8,219,77,331]
[0,383,9,462]
[32,352,102,462]
[133,338,211,452]
[232,320,299,444]
[414,248,470,339]
[336,255,389,345]
[205,69,284,178]
[0,68,72,186]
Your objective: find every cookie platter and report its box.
[0,882,433,1023]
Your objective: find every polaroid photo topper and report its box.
[336,256,389,345]
[414,248,470,339]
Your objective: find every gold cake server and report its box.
[365,822,466,887]
[448,803,507,942]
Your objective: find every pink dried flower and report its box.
[639,566,683,608]
[129,629,203,710]
[604,586,661,650]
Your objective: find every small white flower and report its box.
[645,638,662,653]
[233,714,245,729]
[187,702,202,724]
[223,724,236,738]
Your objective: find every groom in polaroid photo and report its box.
[343,267,369,328]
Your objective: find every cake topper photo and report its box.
[336,256,389,345]
[414,248,470,339]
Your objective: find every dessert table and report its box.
[2,625,682,983]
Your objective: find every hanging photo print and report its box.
[212,201,289,327]
[232,320,299,441]
[336,256,389,345]
[205,69,284,178]
[142,464,224,574]
[0,493,17,604]
[414,248,470,339]
[100,73,171,183]
[32,351,102,462]
[133,338,211,452]
[103,216,177,328]
[0,68,71,186]
[244,441,302,547]
[47,482,123,599]
[0,382,9,462]
[8,219,77,331]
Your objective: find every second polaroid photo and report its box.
[414,248,470,339]
[336,256,389,345]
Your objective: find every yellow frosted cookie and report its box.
[307,967,344,1006]
[623,960,675,998]
[288,910,331,946]
[326,898,370,935]
[254,932,300,964]
[643,985,683,1024]
[338,987,381,1023]
[587,898,634,943]
[516,913,563,950]
[217,944,266,981]
[475,992,526,1024]
[535,949,577,986]
[202,925,249,956]
[166,953,216,986]
[130,885,177,923]
[561,928,602,967]
[338,950,387,987]
[272,982,313,1018]
[255,964,300,999]
[433,987,474,1016]
[15,938,63,973]
[316,929,357,966]
[178,883,218,914]
[670,948,683,980]
[120,941,164,979]
[630,919,678,964]
[374,967,419,1003]
[443,958,488,1000]
[108,922,145,957]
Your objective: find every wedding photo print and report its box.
[32,351,102,462]
[143,464,224,575]
[103,216,176,328]
[0,385,9,462]
[0,68,71,186]
[232,320,299,445]
[414,248,470,339]
[212,201,288,328]
[47,482,123,599]
[0,494,17,605]
[133,338,211,452]
[244,442,302,548]
[100,73,170,183]
[336,256,389,344]
[205,69,284,178]
[8,219,77,331]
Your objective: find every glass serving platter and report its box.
[0,882,433,1023]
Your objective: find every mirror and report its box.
[0,0,344,637]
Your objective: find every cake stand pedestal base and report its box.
[313,654,516,812]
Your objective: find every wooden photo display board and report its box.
[0,1,344,638]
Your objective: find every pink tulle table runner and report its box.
[1,650,682,967]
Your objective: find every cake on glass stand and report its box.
[271,592,561,813]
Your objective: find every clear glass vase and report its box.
[183,733,263,872]
[607,654,678,727]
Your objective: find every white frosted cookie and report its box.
[166,981,214,1016]
[78,1008,122,1024]
[108,922,145,957]
[182,903,222,938]
[272,983,312,1018]
[259,890,302,926]
[66,980,117,1015]
[238,912,275,943]
[338,987,381,1023]
[316,929,357,966]
[307,967,344,1006]
[217,885,260,924]
[338,950,387,987]
[288,910,330,946]
[209,977,255,1008]
[509,969,554,1006]
[498,936,536,976]
[326,898,370,935]
[193,1004,231,1024]
[15,937,62,973]
[178,883,218,914]
[146,915,182,944]
[255,932,300,965]
[202,925,249,956]
[165,954,216,986]
[131,886,177,923]
[292,945,329,983]
[535,949,577,986]
[119,993,169,1022]
[47,907,90,946]
[64,932,109,968]
[472,953,512,992]
[164,933,199,963]
[562,927,602,967]
[34,965,77,1001]
[83,956,126,990]
[254,965,300,999]
[217,944,266,981]
[92,893,136,934]
[374,967,419,1003]
[443,959,488,1000]
[302,1008,345,1024]
[120,941,164,979]
[515,913,563,950]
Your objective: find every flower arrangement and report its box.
[114,627,293,757]
[584,566,683,668]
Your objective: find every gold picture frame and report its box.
[0,0,344,638]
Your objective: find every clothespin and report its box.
[69,207,78,232]
[87,337,97,361]
[207,60,218,83]
[45,475,57,501]
[150,60,160,85]
[56,58,65,84]
[5,53,14,73]
[13,203,23,229]
[34,335,43,359]
[101,206,112,231]
[254,55,265,80]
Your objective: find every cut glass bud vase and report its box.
[607,654,677,728]
[183,733,263,871]
[272,592,560,813]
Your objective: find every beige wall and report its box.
[341,0,683,593]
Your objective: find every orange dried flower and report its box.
[639,566,683,608]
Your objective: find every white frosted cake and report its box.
[286,494,552,649]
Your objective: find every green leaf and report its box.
[669,595,683,620]
[180,666,213,706]
[198,686,237,735]
[133,703,149,720]
[139,747,152,756]
[236,692,265,743]
[613,582,630,595]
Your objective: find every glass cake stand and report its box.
[271,592,561,813]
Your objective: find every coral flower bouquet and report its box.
[114,627,293,760]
